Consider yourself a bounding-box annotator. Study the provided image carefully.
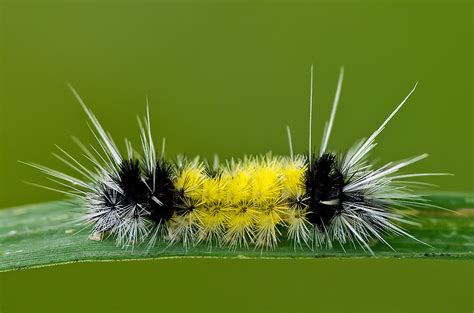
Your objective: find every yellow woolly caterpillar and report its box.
[28,67,446,253]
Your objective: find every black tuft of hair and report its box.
[113,159,178,224]
[305,153,345,229]
[116,159,149,205]
[143,160,176,223]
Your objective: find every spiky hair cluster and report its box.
[29,68,444,253]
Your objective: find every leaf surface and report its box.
[1,192,473,272]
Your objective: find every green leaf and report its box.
[1,192,473,272]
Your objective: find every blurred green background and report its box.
[0,0,472,312]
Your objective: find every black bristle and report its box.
[144,160,176,223]
[115,159,177,224]
[116,159,149,205]
[305,153,345,229]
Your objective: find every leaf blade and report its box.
[1,192,473,272]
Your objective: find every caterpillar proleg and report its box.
[28,67,445,253]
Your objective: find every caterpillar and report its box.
[28,67,443,253]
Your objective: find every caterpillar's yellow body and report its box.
[170,155,307,248]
